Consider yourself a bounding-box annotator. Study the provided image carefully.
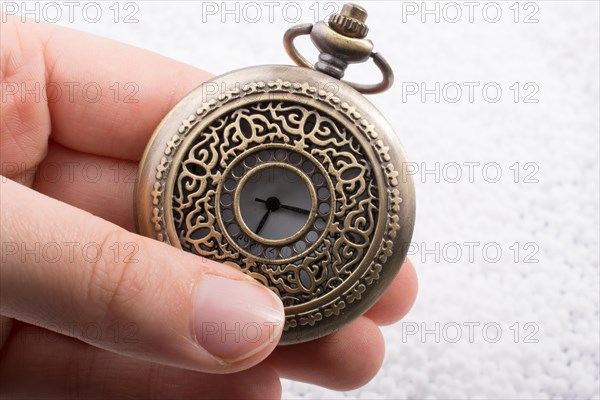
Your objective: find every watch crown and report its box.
[328,3,369,39]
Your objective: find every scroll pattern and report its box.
[149,80,402,331]
[172,101,377,307]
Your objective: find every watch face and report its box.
[135,66,415,344]
[221,151,329,258]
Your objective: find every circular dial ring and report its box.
[218,145,335,263]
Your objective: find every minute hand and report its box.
[279,203,310,215]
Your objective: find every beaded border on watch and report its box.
[147,80,403,331]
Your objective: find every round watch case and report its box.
[135,65,415,344]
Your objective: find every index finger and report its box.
[3,15,212,161]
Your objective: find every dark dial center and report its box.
[265,196,281,212]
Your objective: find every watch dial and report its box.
[238,165,311,242]
[219,147,332,262]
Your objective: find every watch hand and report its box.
[255,197,310,215]
[255,210,271,235]
[279,204,311,215]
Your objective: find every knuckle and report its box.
[84,229,148,321]
[1,17,50,174]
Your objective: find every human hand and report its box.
[0,16,418,399]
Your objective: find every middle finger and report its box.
[33,141,137,231]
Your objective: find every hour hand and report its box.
[255,210,270,234]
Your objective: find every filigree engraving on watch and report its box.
[135,4,416,344]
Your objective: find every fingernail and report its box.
[194,274,285,362]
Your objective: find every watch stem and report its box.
[313,3,372,79]
[328,3,369,39]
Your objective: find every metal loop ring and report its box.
[283,24,394,95]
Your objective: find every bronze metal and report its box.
[135,3,415,345]
[283,3,394,94]
[328,4,369,38]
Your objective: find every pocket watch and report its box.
[135,3,416,345]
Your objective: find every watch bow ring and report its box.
[135,3,416,344]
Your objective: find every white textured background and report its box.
[32,0,600,398]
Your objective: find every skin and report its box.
[0,15,418,399]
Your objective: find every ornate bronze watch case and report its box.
[135,4,416,345]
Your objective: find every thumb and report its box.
[0,178,285,373]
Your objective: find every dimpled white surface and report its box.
[48,1,599,398]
